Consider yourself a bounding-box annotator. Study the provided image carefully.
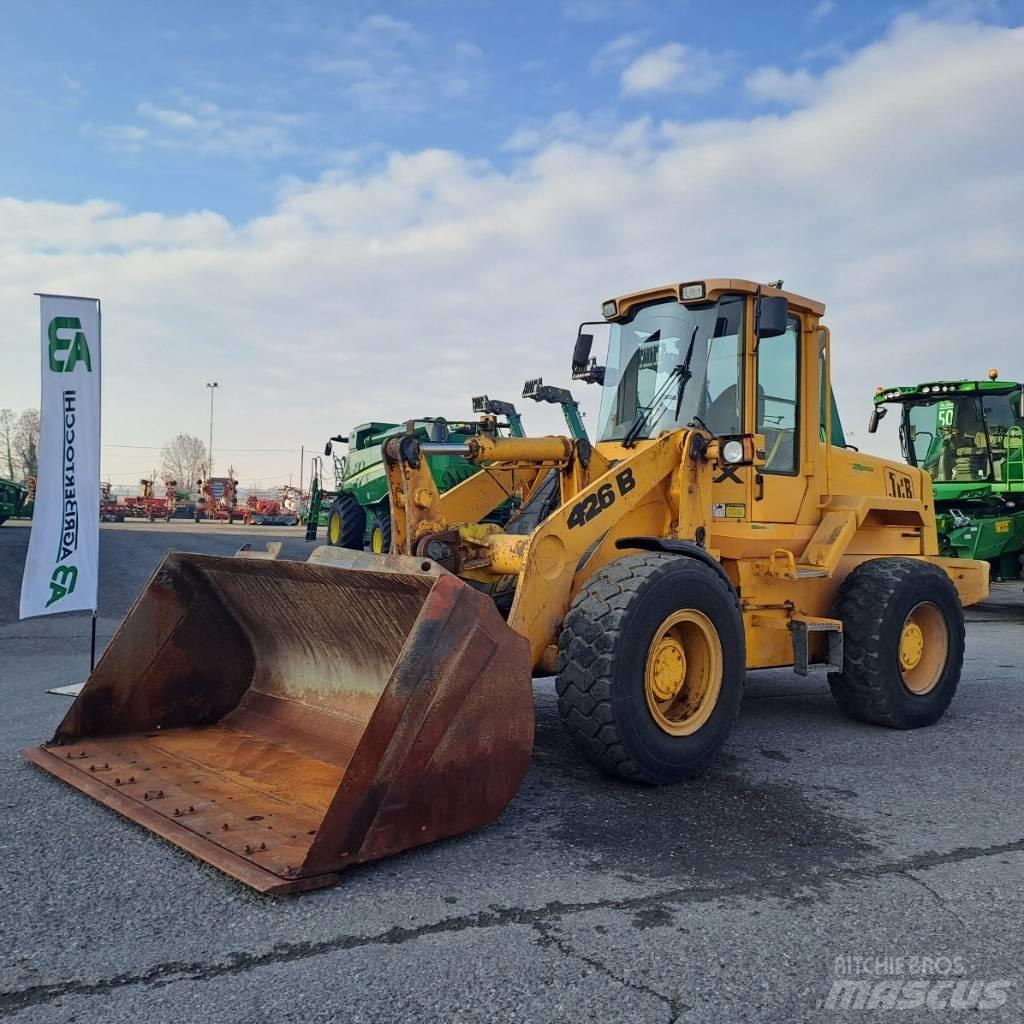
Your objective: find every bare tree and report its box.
[0,409,16,479]
[160,434,208,497]
[14,409,40,481]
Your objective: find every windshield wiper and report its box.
[674,325,700,420]
[623,366,682,448]
[623,324,701,449]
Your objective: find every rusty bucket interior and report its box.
[23,546,533,894]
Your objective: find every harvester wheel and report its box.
[327,493,366,549]
[828,558,964,729]
[556,553,744,784]
[369,508,392,554]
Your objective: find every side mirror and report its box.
[868,406,887,434]
[1018,389,1024,419]
[324,441,333,456]
[756,295,788,339]
[572,333,594,370]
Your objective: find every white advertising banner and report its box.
[19,295,101,619]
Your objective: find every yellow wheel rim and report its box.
[900,602,947,695]
[328,512,341,545]
[644,610,723,736]
[371,525,385,553]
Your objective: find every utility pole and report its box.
[206,382,219,476]
[299,446,304,495]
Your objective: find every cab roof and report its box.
[606,278,825,320]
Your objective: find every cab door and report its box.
[753,314,808,522]
[703,315,754,527]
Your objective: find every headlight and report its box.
[601,300,617,318]
[680,282,705,301]
[722,440,745,464]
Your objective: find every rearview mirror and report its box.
[1018,389,1024,419]
[756,295,788,339]
[868,406,887,434]
[573,333,594,369]
[324,441,333,456]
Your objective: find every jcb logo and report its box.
[48,317,93,373]
[46,564,78,607]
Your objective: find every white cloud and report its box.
[92,97,309,158]
[589,32,647,74]
[563,0,636,21]
[2,16,1023,485]
[309,17,485,113]
[810,0,836,22]
[746,66,818,105]
[620,43,723,96]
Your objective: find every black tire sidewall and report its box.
[372,508,393,553]
[611,563,744,782]
[875,569,962,726]
[328,494,365,549]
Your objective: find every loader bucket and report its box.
[23,546,533,894]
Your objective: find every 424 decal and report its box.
[567,469,636,529]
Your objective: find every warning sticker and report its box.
[712,503,746,519]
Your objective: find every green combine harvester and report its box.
[0,478,28,525]
[871,372,1024,580]
[307,384,589,550]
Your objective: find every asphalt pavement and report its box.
[0,521,1022,1023]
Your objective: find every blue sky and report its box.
[3,0,1000,221]
[1,2,1023,487]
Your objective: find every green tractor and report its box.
[871,372,1024,580]
[0,478,28,526]
[308,384,589,551]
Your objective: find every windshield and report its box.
[596,297,745,442]
[903,392,1023,483]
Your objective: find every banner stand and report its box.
[46,612,96,696]
[21,293,102,696]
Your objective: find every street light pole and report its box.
[206,382,219,476]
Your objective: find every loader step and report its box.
[791,615,843,676]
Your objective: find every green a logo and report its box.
[47,564,78,607]
[48,317,93,373]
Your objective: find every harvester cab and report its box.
[871,373,1024,579]
[27,277,989,894]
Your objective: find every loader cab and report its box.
[590,280,839,529]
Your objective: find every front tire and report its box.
[369,506,392,554]
[326,493,366,549]
[828,558,965,729]
[556,554,745,784]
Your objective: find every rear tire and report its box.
[556,554,745,784]
[326,493,366,549]
[828,558,964,729]
[369,507,392,554]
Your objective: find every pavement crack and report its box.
[2,836,1021,1015]
[898,870,971,931]
[531,921,685,1022]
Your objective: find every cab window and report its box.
[757,317,800,474]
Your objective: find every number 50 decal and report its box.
[567,469,636,529]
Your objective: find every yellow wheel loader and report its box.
[24,278,988,893]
